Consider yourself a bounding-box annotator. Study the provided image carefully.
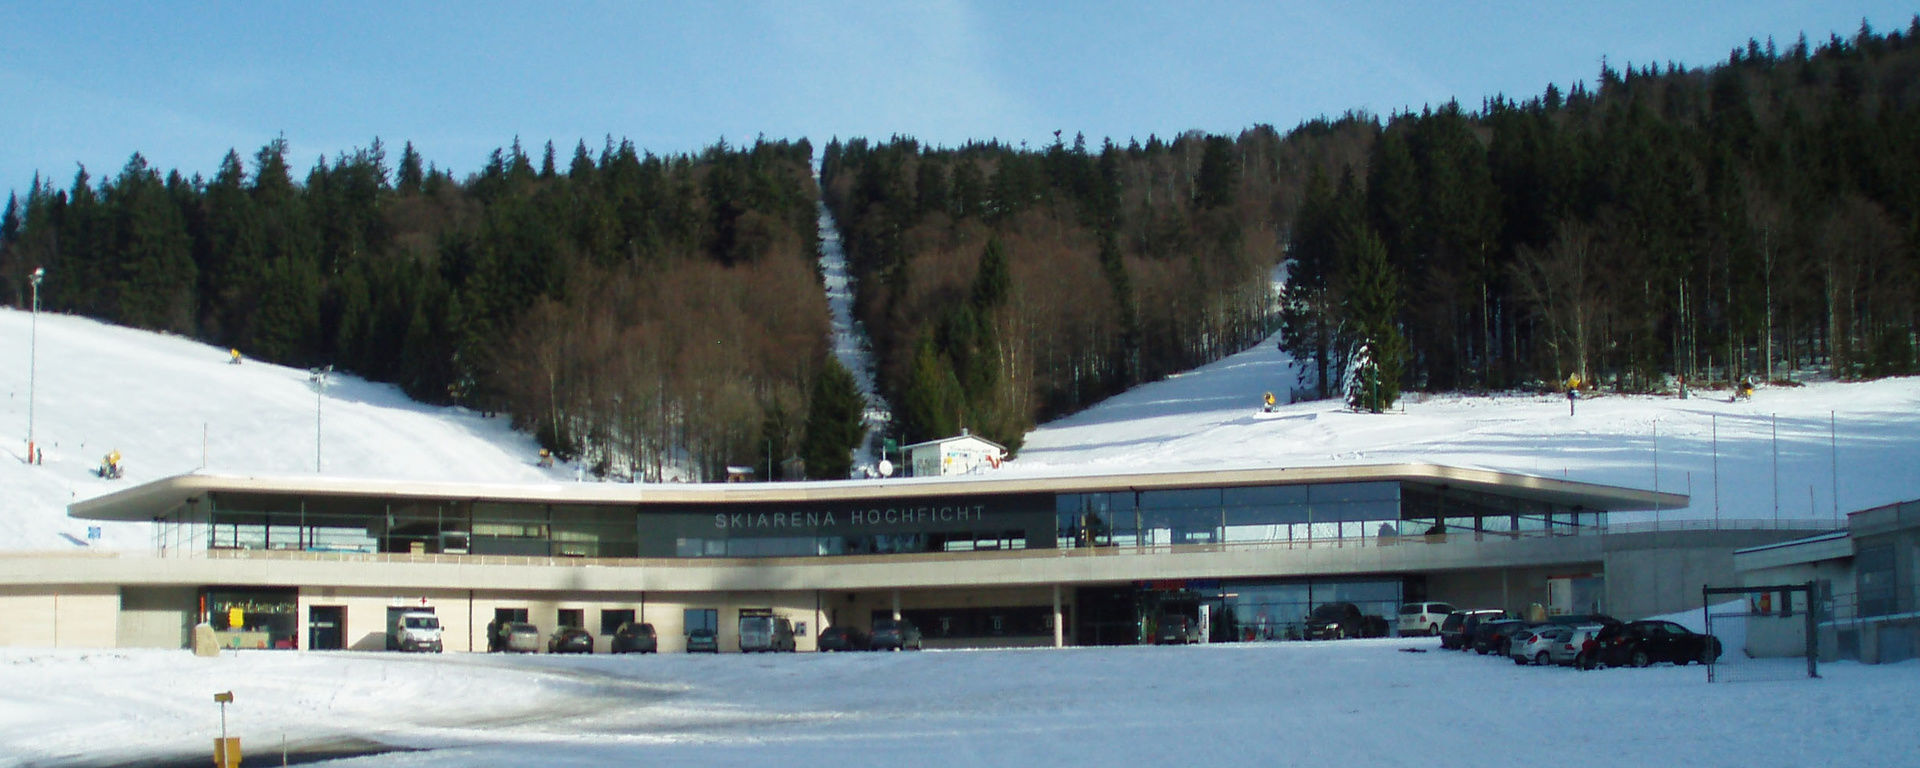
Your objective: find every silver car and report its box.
[1510,624,1572,665]
[1549,624,1609,668]
[502,621,542,653]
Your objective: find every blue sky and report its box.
[3,2,1912,200]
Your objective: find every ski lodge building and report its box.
[0,463,1825,653]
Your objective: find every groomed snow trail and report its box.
[816,176,892,474]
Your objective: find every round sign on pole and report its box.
[877,459,894,477]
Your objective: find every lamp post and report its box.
[308,365,332,472]
[27,267,44,464]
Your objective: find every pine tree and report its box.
[1,192,19,247]
[1193,134,1238,209]
[1341,225,1405,413]
[801,358,867,479]
[396,141,424,194]
[1281,166,1362,398]
[900,335,964,442]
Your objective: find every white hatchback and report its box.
[1397,601,1456,636]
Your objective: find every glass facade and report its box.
[1079,575,1409,645]
[1058,482,1405,547]
[184,477,1602,560]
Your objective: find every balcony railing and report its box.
[162,517,1837,569]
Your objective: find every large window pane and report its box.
[1139,488,1221,509]
[1222,485,1310,507]
[1311,482,1399,504]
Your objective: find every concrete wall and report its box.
[0,586,119,647]
[1602,530,1806,620]
[117,586,195,648]
[1735,560,1848,658]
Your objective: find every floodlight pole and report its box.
[27,267,44,463]
[309,366,332,472]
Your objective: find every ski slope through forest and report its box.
[816,175,893,475]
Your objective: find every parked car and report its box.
[1440,609,1506,650]
[1302,602,1388,640]
[1472,619,1529,656]
[686,627,719,653]
[1548,624,1609,669]
[1157,614,1202,644]
[870,618,923,651]
[1509,624,1572,665]
[739,614,797,653]
[1398,601,1457,636]
[816,624,869,652]
[1594,620,1722,667]
[610,621,657,654]
[501,621,541,653]
[548,626,594,654]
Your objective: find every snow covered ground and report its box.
[1014,336,1920,528]
[0,308,568,551]
[2,307,1918,765]
[5,628,1913,768]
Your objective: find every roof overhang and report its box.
[68,463,1687,522]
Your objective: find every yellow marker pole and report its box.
[213,692,240,768]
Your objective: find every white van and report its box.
[1397,601,1456,636]
[739,614,796,652]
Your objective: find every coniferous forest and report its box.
[3,22,1917,477]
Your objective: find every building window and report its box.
[1857,544,1896,617]
[601,609,636,636]
[204,587,298,650]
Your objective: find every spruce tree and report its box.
[900,335,964,443]
[1340,226,1405,413]
[1194,134,1238,209]
[801,358,867,479]
[396,142,424,194]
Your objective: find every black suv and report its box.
[1594,620,1722,667]
[1471,618,1529,656]
[1156,615,1201,644]
[1440,609,1507,650]
[1301,602,1387,640]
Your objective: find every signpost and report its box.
[213,691,240,768]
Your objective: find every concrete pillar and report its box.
[1052,584,1064,648]
[891,590,901,621]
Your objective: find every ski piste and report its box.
[816,169,893,475]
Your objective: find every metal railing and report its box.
[1822,585,1920,626]
[160,517,1835,569]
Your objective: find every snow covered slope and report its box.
[0,308,566,551]
[5,306,1919,553]
[1015,330,1920,525]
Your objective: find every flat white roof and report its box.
[68,463,1686,522]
